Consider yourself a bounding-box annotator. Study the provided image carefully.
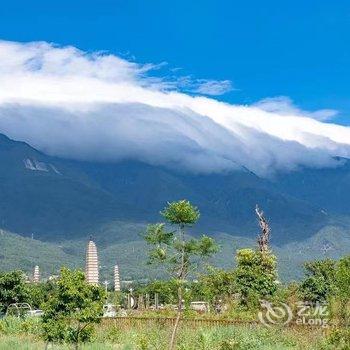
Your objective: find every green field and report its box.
[0,317,335,350]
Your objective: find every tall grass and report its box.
[0,317,343,349]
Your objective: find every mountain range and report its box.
[0,133,349,281]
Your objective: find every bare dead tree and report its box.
[255,205,271,254]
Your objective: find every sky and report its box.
[1,1,350,176]
[1,0,350,120]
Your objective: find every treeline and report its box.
[0,200,349,349]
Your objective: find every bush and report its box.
[326,328,350,349]
[41,268,106,348]
[235,249,278,305]
[299,259,336,303]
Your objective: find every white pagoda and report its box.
[85,239,99,285]
[114,264,121,292]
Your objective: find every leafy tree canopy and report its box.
[235,248,278,305]
[299,259,336,303]
[161,200,200,226]
[0,270,29,312]
[42,268,106,349]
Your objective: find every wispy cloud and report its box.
[191,79,233,96]
[254,96,338,121]
[0,40,348,177]
[140,73,233,96]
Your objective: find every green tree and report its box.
[41,268,106,350]
[27,280,57,309]
[334,255,350,325]
[144,200,218,350]
[194,267,236,305]
[235,248,277,306]
[144,279,179,304]
[299,259,336,303]
[0,270,29,313]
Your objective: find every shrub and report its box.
[235,249,278,305]
[299,259,336,303]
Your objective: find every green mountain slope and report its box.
[1,220,349,282]
[275,159,350,215]
[0,132,329,243]
[0,229,80,274]
[0,133,350,281]
[0,134,130,239]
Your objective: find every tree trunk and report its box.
[169,223,185,350]
[255,205,270,254]
[169,286,182,350]
[75,326,80,350]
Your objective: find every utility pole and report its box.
[103,280,109,294]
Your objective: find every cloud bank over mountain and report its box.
[0,40,349,176]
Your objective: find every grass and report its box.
[94,324,326,350]
[0,317,335,349]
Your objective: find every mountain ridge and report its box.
[0,133,344,243]
[0,132,350,280]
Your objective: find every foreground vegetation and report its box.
[0,200,349,349]
[0,316,339,350]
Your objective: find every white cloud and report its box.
[0,40,349,177]
[254,96,338,121]
[191,79,233,96]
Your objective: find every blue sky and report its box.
[0,0,350,123]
